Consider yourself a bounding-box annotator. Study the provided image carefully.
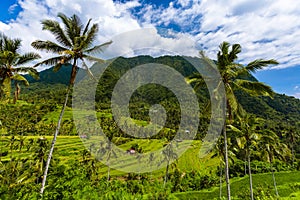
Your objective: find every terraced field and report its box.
[2,135,299,199]
[0,136,217,174]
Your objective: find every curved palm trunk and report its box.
[40,61,77,196]
[247,150,254,200]
[40,85,71,195]
[223,127,231,200]
[219,165,223,199]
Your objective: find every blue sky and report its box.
[0,0,299,98]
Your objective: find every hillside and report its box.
[24,55,300,124]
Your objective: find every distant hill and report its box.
[25,65,72,85]
[24,55,300,125]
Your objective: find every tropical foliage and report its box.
[0,12,299,200]
[0,34,40,103]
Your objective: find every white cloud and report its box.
[293,93,300,99]
[0,0,145,70]
[0,22,10,31]
[1,0,300,73]
[102,28,197,58]
[137,0,300,70]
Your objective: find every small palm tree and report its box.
[31,13,112,195]
[187,42,278,199]
[0,34,40,103]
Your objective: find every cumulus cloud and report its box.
[137,0,300,69]
[1,0,300,72]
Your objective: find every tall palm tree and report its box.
[228,114,262,200]
[187,42,278,199]
[0,34,40,103]
[31,13,112,195]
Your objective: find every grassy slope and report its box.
[174,171,300,199]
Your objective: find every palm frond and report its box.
[33,56,70,67]
[81,59,97,81]
[0,34,22,53]
[58,13,74,45]
[225,83,238,114]
[12,67,39,80]
[185,72,206,91]
[41,19,72,48]
[85,40,112,54]
[83,23,99,49]
[11,74,29,86]
[234,79,274,97]
[59,13,83,44]
[83,54,105,63]
[228,43,241,62]
[83,19,92,35]
[16,53,41,65]
[31,40,68,53]
[53,63,72,72]
[246,59,279,72]
[71,14,83,36]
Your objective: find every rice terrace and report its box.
[0,0,300,199]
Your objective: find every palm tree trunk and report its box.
[3,77,11,102]
[219,165,223,199]
[107,149,111,181]
[223,128,231,200]
[164,160,170,187]
[244,158,247,176]
[107,166,110,181]
[13,82,20,104]
[40,85,71,195]
[291,145,295,167]
[270,161,279,197]
[248,151,254,200]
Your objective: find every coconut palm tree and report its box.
[0,34,40,103]
[228,114,263,200]
[187,42,278,199]
[31,13,112,195]
[258,130,290,197]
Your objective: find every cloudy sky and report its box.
[0,0,299,98]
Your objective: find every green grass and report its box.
[174,171,300,199]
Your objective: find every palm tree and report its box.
[258,130,290,197]
[284,125,299,167]
[187,42,278,199]
[0,34,40,103]
[228,114,263,200]
[31,13,112,195]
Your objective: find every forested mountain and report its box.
[24,55,300,125]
